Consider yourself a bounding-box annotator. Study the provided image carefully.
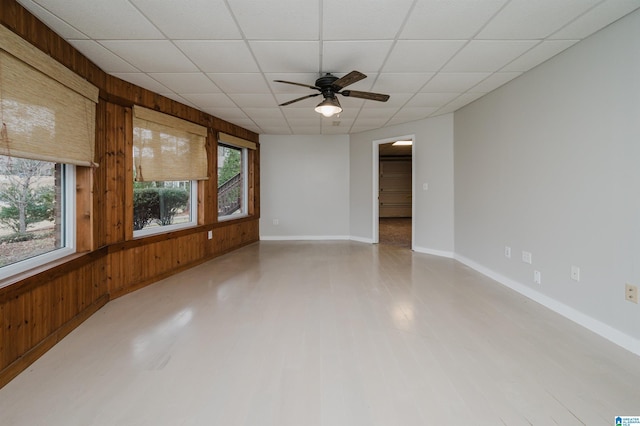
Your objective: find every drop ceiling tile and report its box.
[322,126,350,135]
[202,108,248,120]
[366,93,413,108]
[267,73,323,93]
[290,126,322,135]
[550,1,640,39]
[323,0,414,40]
[32,0,162,39]
[401,0,508,39]
[159,93,198,109]
[68,40,138,73]
[253,118,289,128]
[383,41,467,72]
[180,93,236,108]
[110,73,171,94]
[249,41,320,73]
[100,41,198,73]
[149,73,221,93]
[405,92,460,108]
[242,108,285,119]
[442,40,538,72]
[322,118,355,128]
[282,109,316,120]
[17,0,88,39]
[476,0,600,39]
[228,0,319,40]
[470,72,522,92]
[437,92,487,114]
[421,73,491,93]
[227,118,260,132]
[228,94,278,108]
[357,108,399,120]
[289,118,322,127]
[502,40,578,72]
[207,73,271,94]
[323,41,393,73]
[275,93,321,108]
[372,73,434,93]
[176,41,259,73]
[131,0,241,39]
[390,107,439,121]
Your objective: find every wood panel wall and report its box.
[0,0,260,389]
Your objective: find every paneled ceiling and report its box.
[16,0,640,135]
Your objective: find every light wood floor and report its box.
[1,241,639,425]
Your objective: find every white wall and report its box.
[259,134,350,239]
[349,114,455,255]
[454,10,640,349]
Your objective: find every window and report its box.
[132,106,208,237]
[218,144,247,220]
[132,179,197,236]
[0,24,97,280]
[0,155,74,279]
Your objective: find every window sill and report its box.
[0,249,103,294]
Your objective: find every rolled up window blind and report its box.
[218,132,257,150]
[0,24,98,166]
[133,106,208,182]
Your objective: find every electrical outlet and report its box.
[273,219,279,225]
[522,251,532,264]
[626,284,638,304]
[504,246,511,258]
[534,270,541,284]
[207,230,213,240]
[571,265,580,282]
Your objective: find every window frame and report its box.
[132,179,199,238]
[217,143,249,222]
[0,163,76,281]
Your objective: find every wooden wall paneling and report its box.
[94,99,108,248]
[76,167,94,252]
[0,0,261,389]
[104,102,127,244]
[107,250,125,296]
[123,107,134,240]
[198,130,217,226]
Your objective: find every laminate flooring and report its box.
[1,241,639,425]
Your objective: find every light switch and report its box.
[423,183,428,191]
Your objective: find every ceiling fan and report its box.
[274,71,390,118]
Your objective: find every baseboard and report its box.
[454,254,640,357]
[260,235,351,241]
[413,246,454,258]
[350,236,374,244]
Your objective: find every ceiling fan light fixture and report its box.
[315,96,342,118]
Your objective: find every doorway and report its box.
[373,136,414,249]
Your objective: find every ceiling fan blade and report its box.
[331,71,367,90]
[279,93,321,106]
[273,80,320,90]
[340,90,390,102]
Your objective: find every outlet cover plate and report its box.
[505,246,511,258]
[571,265,580,282]
[626,284,638,304]
[522,251,532,264]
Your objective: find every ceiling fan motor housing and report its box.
[316,73,339,98]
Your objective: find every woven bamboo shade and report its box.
[133,106,208,182]
[218,132,257,150]
[0,25,98,166]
